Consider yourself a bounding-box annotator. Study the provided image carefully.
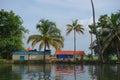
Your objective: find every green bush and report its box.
[0,59,6,63]
[111,56,118,61]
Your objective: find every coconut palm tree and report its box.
[92,11,120,62]
[89,24,96,60]
[100,12,120,61]
[66,19,84,61]
[90,0,96,59]
[27,19,64,62]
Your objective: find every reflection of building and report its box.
[55,64,85,80]
[12,64,51,80]
[55,65,85,75]
[55,50,85,61]
[12,50,51,60]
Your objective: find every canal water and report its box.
[0,64,120,80]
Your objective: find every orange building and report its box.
[55,50,85,61]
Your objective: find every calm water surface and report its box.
[0,64,120,80]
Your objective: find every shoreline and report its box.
[0,59,120,64]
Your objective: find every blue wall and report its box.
[57,55,73,58]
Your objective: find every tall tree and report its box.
[100,12,120,61]
[90,11,120,62]
[27,19,64,62]
[66,19,84,61]
[0,9,28,59]
[90,0,96,58]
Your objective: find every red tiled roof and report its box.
[55,50,85,56]
[26,47,32,51]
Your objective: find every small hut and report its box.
[55,50,85,61]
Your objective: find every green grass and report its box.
[93,56,98,60]
[84,56,118,61]
[111,56,118,60]
[83,56,89,60]
[83,56,98,61]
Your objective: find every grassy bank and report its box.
[0,56,119,64]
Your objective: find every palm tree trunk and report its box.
[91,0,96,26]
[90,0,95,59]
[44,44,46,63]
[116,43,120,62]
[91,0,104,63]
[90,32,93,60]
[74,29,76,62]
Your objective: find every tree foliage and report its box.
[27,19,64,61]
[0,9,28,59]
[89,11,120,62]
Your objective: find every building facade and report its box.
[55,50,85,61]
[12,50,51,61]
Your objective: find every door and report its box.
[20,56,25,60]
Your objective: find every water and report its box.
[0,64,120,80]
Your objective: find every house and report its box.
[55,50,85,61]
[12,50,51,61]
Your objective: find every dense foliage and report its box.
[89,11,120,62]
[0,9,28,59]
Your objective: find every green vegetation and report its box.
[89,11,120,63]
[84,56,98,61]
[0,9,28,59]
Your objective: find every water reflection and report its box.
[93,64,120,80]
[0,64,119,80]
[55,64,85,80]
[12,64,51,80]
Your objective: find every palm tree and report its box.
[90,0,96,59]
[66,19,84,61]
[89,24,96,60]
[27,19,64,62]
[100,12,120,61]
[92,11,120,62]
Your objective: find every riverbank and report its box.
[0,59,119,64]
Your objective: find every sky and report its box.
[0,0,120,55]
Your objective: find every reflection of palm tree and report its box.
[117,65,120,80]
[66,19,84,61]
[73,64,76,80]
[27,19,64,62]
[88,65,95,80]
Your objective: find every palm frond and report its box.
[39,42,44,50]
[27,35,42,43]
[66,24,73,35]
